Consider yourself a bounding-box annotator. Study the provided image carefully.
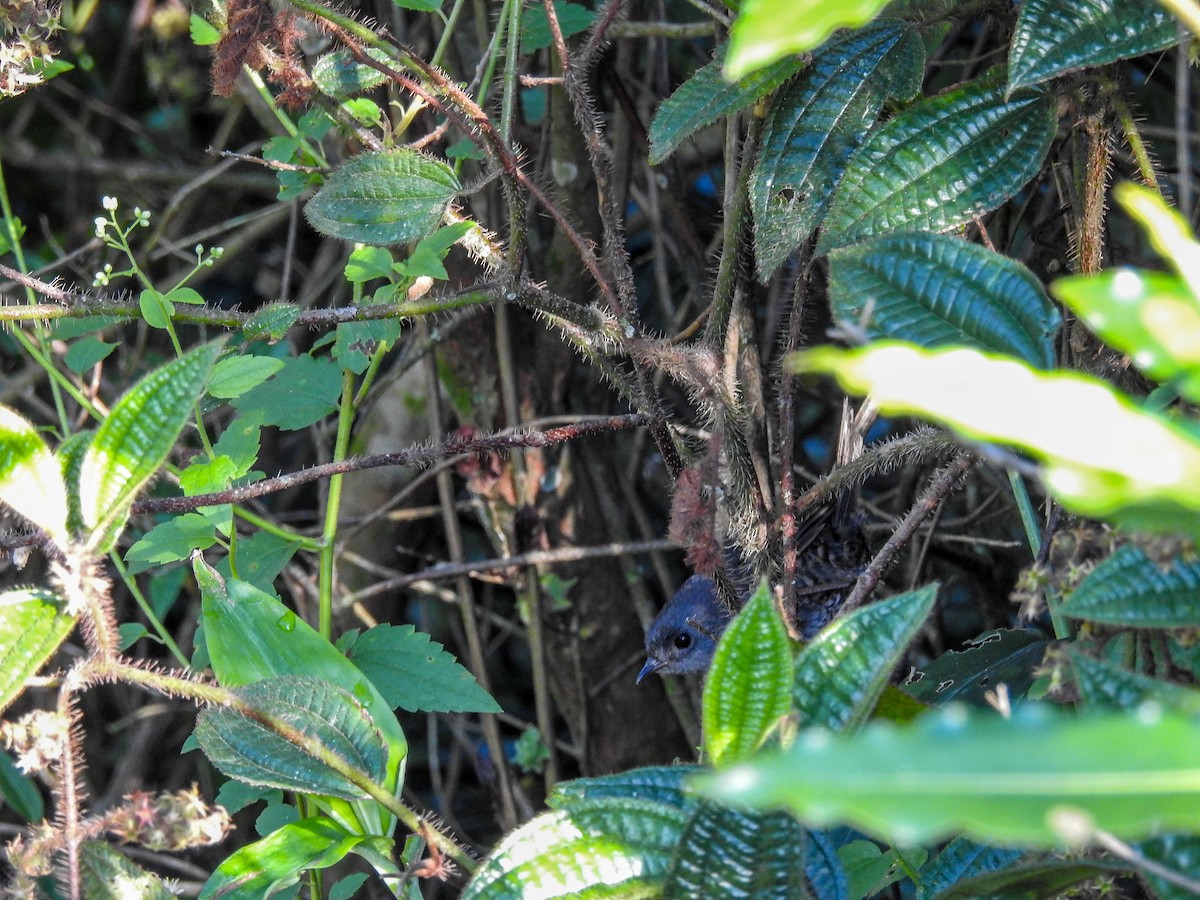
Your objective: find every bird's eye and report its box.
[673,632,692,649]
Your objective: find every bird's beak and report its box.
[636,656,665,684]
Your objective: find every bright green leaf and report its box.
[231,353,342,431]
[189,13,221,46]
[208,355,287,399]
[0,406,69,545]
[138,288,173,329]
[344,245,395,283]
[0,589,74,714]
[312,48,392,98]
[125,513,217,573]
[80,841,174,900]
[726,0,891,80]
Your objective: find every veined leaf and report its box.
[0,589,75,713]
[829,232,1060,367]
[649,44,806,165]
[903,628,1049,707]
[1070,648,1200,713]
[549,765,702,813]
[703,581,792,765]
[194,676,389,799]
[793,343,1200,536]
[818,75,1055,254]
[794,584,937,732]
[699,703,1200,846]
[916,837,1024,900]
[0,406,68,546]
[1008,0,1178,93]
[80,841,174,900]
[924,855,1129,900]
[752,20,924,279]
[304,149,460,246]
[79,339,226,552]
[312,48,392,98]
[1061,545,1200,628]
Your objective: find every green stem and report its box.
[108,552,190,668]
[318,368,357,640]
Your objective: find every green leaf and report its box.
[902,628,1050,708]
[213,414,263,480]
[80,841,175,900]
[138,288,173,329]
[179,455,239,498]
[64,336,118,374]
[166,286,205,305]
[245,302,301,341]
[195,676,389,798]
[345,623,501,713]
[726,0,892,80]
[0,589,75,714]
[828,233,1060,367]
[125,513,218,573]
[460,798,687,899]
[549,765,703,812]
[521,2,596,52]
[513,727,550,774]
[312,48,392,98]
[0,406,69,545]
[1118,181,1200,303]
[703,581,792,766]
[199,816,392,900]
[304,149,461,246]
[333,317,399,375]
[794,584,937,732]
[1008,0,1178,93]
[649,44,807,165]
[840,840,925,898]
[231,353,342,431]
[818,75,1056,254]
[916,837,1024,900]
[344,245,395,283]
[793,342,1200,535]
[664,803,808,899]
[208,355,286,399]
[1070,648,1200,713]
[1135,833,1200,900]
[0,749,43,822]
[752,20,923,279]
[923,856,1130,900]
[79,339,226,552]
[1061,545,1200,628]
[189,13,221,46]
[699,704,1200,847]
[218,530,302,596]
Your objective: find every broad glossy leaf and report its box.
[649,45,806,165]
[1008,0,1178,93]
[549,765,702,812]
[0,406,68,546]
[704,581,792,765]
[794,343,1200,535]
[80,841,174,900]
[794,584,937,732]
[752,21,923,279]
[304,149,460,245]
[1061,545,1200,627]
[902,628,1049,707]
[700,704,1200,846]
[312,48,391,98]
[726,0,892,80]
[1118,182,1200,302]
[346,623,500,713]
[818,76,1055,254]
[1070,648,1200,712]
[195,676,389,799]
[664,802,808,899]
[199,816,391,900]
[461,798,688,899]
[916,837,1024,900]
[79,339,226,552]
[0,589,75,713]
[829,233,1059,367]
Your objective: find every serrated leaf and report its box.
[1061,545,1200,627]
[79,339,226,552]
[0,406,68,545]
[125,513,218,573]
[305,149,460,246]
[703,581,792,765]
[312,48,392,98]
[700,704,1200,847]
[1008,0,1178,94]
[195,676,388,798]
[752,21,923,279]
[0,589,74,714]
[664,803,808,899]
[80,841,175,900]
[649,44,806,165]
[231,353,342,431]
[925,856,1129,900]
[461,798,687,900]
[793,343,1200,537]
[902,628,1049,707]
[916,837,1024,900]
[829,233,1060,367]
[549,765,703,812]
[208,355,286,399]
[726,0,892,80]
[1069,648,1200,713]
[522,2,595,52]
[346,623,500,713]
[189,13,220,46]
[199,816,391,900]
[794,584,937,732]
[64,335,118,374]
[818,76,1056,254]
[245,302,301,341]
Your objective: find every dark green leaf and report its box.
[521,2,595,52]
[902,628,1049,707]
[0,749,43,822]
[664,803,809,899]
[312,48,392,98]
[64,336,118,374]
[304,149,460,246]
[218,530,303,596]
[649,44,807,165]
[805,828,850,900]
[818,75,1056,254]
[231,353,342,431]
[1070,648,1200,712]
[549,765,703,812]
[916,837,1024,900]
[828,233,1060,367]
[1061,545,1200,627]
[208,355,286,399]
[926,856,1130,899]
[245,302,301,341]
[752,21,923,279]
[0,589,75,714]
[1008,0,1178,93]
[1135,833,1200,900]
[840,840,925,898]
[794,584,937,731]
[704,581,792,765]
[333,317,400,375]
[346,623,501,713]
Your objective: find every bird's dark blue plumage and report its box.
[637,575,732,682]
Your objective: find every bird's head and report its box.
[637,575,732,683]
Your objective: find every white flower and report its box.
[93,217,107,238]
[101,196,118,211]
